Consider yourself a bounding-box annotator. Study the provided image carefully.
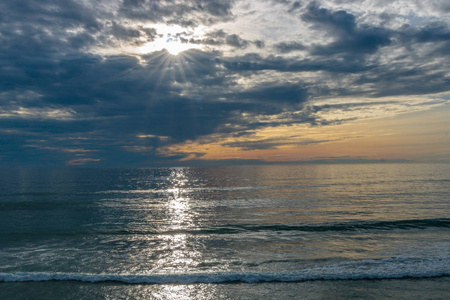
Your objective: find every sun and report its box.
[164,36,192,56]
[139,24,202,56]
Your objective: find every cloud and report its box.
[185,30,263,49]
[301,2,391,56]
[119,0,235,26]
[288,1,303,13]
[222,137,338,151]
[400,22,450,43]
[0,106,75,120]
[1,0,449,166]
[274,42,306,53]
[221,53,373,74]
[66,158,101,166]
[226,34,250,48]
[234,83,308,108]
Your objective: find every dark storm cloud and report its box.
[360,69,450,98]
[221,51,449,100]
[0,0,101,59]
[236,84,308,108]
[119,0,235,26]
[301,2,391,56]
[400,22,450,43]
[223,137,344,151]
[222,53,372,73]
[185,30,262,49]
[0,0,101,31]
[397,21,450,58]
[0,0,102,95]
[109,22,142,42]
[137,81,310,139]
[274,42,306,53]
[226,34,249,48]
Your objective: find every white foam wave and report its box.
[1,257,449,284]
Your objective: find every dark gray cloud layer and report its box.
[120,0,235,26]
[185,29,264,49]
[0,0,449,166]
[301,3,392,56]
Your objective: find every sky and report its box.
[1,0,449,167]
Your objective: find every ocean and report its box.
[0,163,449,299]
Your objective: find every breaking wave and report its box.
[2,256,449,284]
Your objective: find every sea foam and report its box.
[1,256,449,284]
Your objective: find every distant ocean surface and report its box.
[0,163,449,299]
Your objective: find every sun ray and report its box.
[155,54,173,88]
[175,56,187,83]
[181,51,214,78]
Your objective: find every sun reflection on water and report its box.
[151,284,217,300]
[153,168,202,274]
[166,168,192,230]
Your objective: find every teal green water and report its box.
[0,164,449,299]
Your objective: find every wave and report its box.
[1,257,449,284]
[232,218,450,232]
[98,218,450,235]
[1,271,448,284]
[1,219,448,239]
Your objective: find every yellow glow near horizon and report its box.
[157,104,450,163]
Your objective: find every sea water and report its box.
[0,164,449,299]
